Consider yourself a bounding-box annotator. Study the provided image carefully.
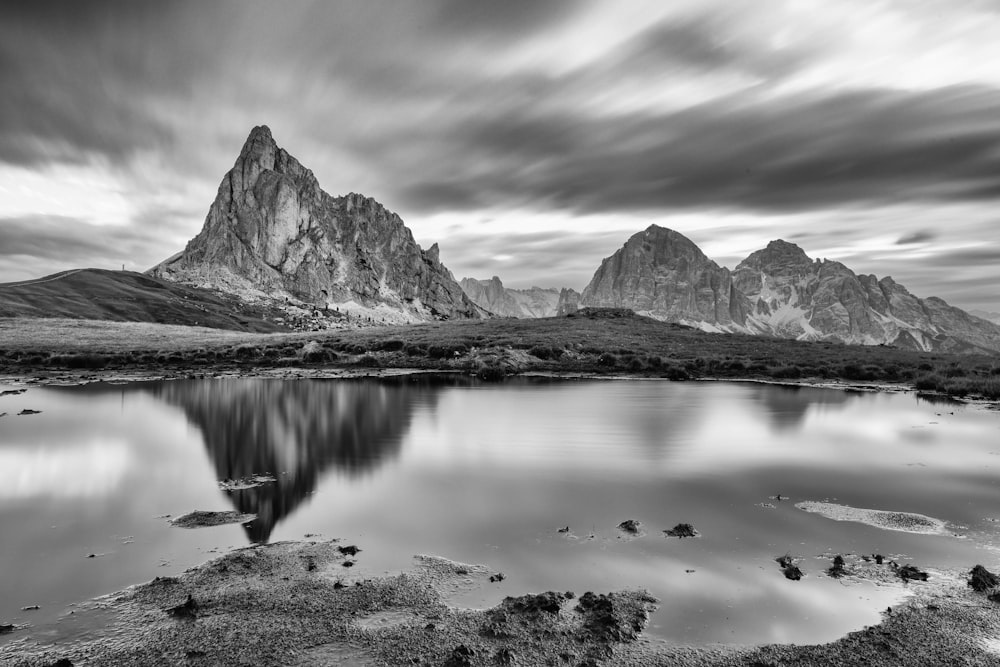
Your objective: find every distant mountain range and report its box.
[578,225,1000,354]
[2,124,996,353]
[458,277,579,318]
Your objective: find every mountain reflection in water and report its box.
[153,377,443,542]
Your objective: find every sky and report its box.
[2,0,999,312]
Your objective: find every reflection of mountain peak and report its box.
[153,378,431,543]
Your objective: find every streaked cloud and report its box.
[1,0,999,310]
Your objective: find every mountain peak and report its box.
[239,125,277,164]
[737,239,812,271]
[148,124,480,321]
[630,225,708,263]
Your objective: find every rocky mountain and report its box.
[580,225,1000,353]
[459,276,577,318]
[580,226,750,331]
[149,126,481,322]
[556,287,581,316]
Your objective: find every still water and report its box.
[1,377,999,646]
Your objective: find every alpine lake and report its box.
[2,375,1000,649]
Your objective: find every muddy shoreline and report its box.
[1,539,998,666]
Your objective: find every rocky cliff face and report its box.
[733,240,1000,352]
[580,227,1000,353]
[459,276,571,318]
[579,225,750,331]
[556,287,581,316]
[149,126,480,321]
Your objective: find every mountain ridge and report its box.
[459,276,578,318]
[579,225,1000,353]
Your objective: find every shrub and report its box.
[48,353,109,369]
[300,340,337,363]
[841,364,876,381]
[914,374,943,391]
[528,345,554,360]
[404,343,426,356]
[427,344,468,359]
[476,364,506,382]
[769,365,802,379]
[233,344,261,360]
[597,353,618,368]
[663,365,690,381]
[626,357,646,372]
[373,339,405,352]
[355,353,380,367]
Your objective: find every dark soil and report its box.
[664,523,699,538]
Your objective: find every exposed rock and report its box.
[166,594,198,619]
[896,564,930,582]
[556,286,581,315]
[776,554,804,580]
[459,276,571,318]
[580,226,750,331]
[733,239,1000,352]
[617,519,641,534]
[150,125,481,322]
[969,564,1000,593]
[828,555,847,578]
[970,309,1000,325]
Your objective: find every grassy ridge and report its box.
[0,269,285,332]
[1,311,998,398]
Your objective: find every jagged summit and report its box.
[149,126,480,322]
[736,240,814,281]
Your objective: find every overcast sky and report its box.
[2,0,999,311]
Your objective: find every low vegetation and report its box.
[1,311,998,399]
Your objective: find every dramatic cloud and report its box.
[381,85,1000,216]
[2,0,1000,310]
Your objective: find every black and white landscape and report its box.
[2,2,1000,666]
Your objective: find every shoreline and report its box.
[1,539,998,666]
[0,365,992,413]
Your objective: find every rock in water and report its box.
[149,125,481,321]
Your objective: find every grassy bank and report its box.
[1,312,998,399]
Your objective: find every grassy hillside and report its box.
[1,309,997,398]
[0,269,285,332]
